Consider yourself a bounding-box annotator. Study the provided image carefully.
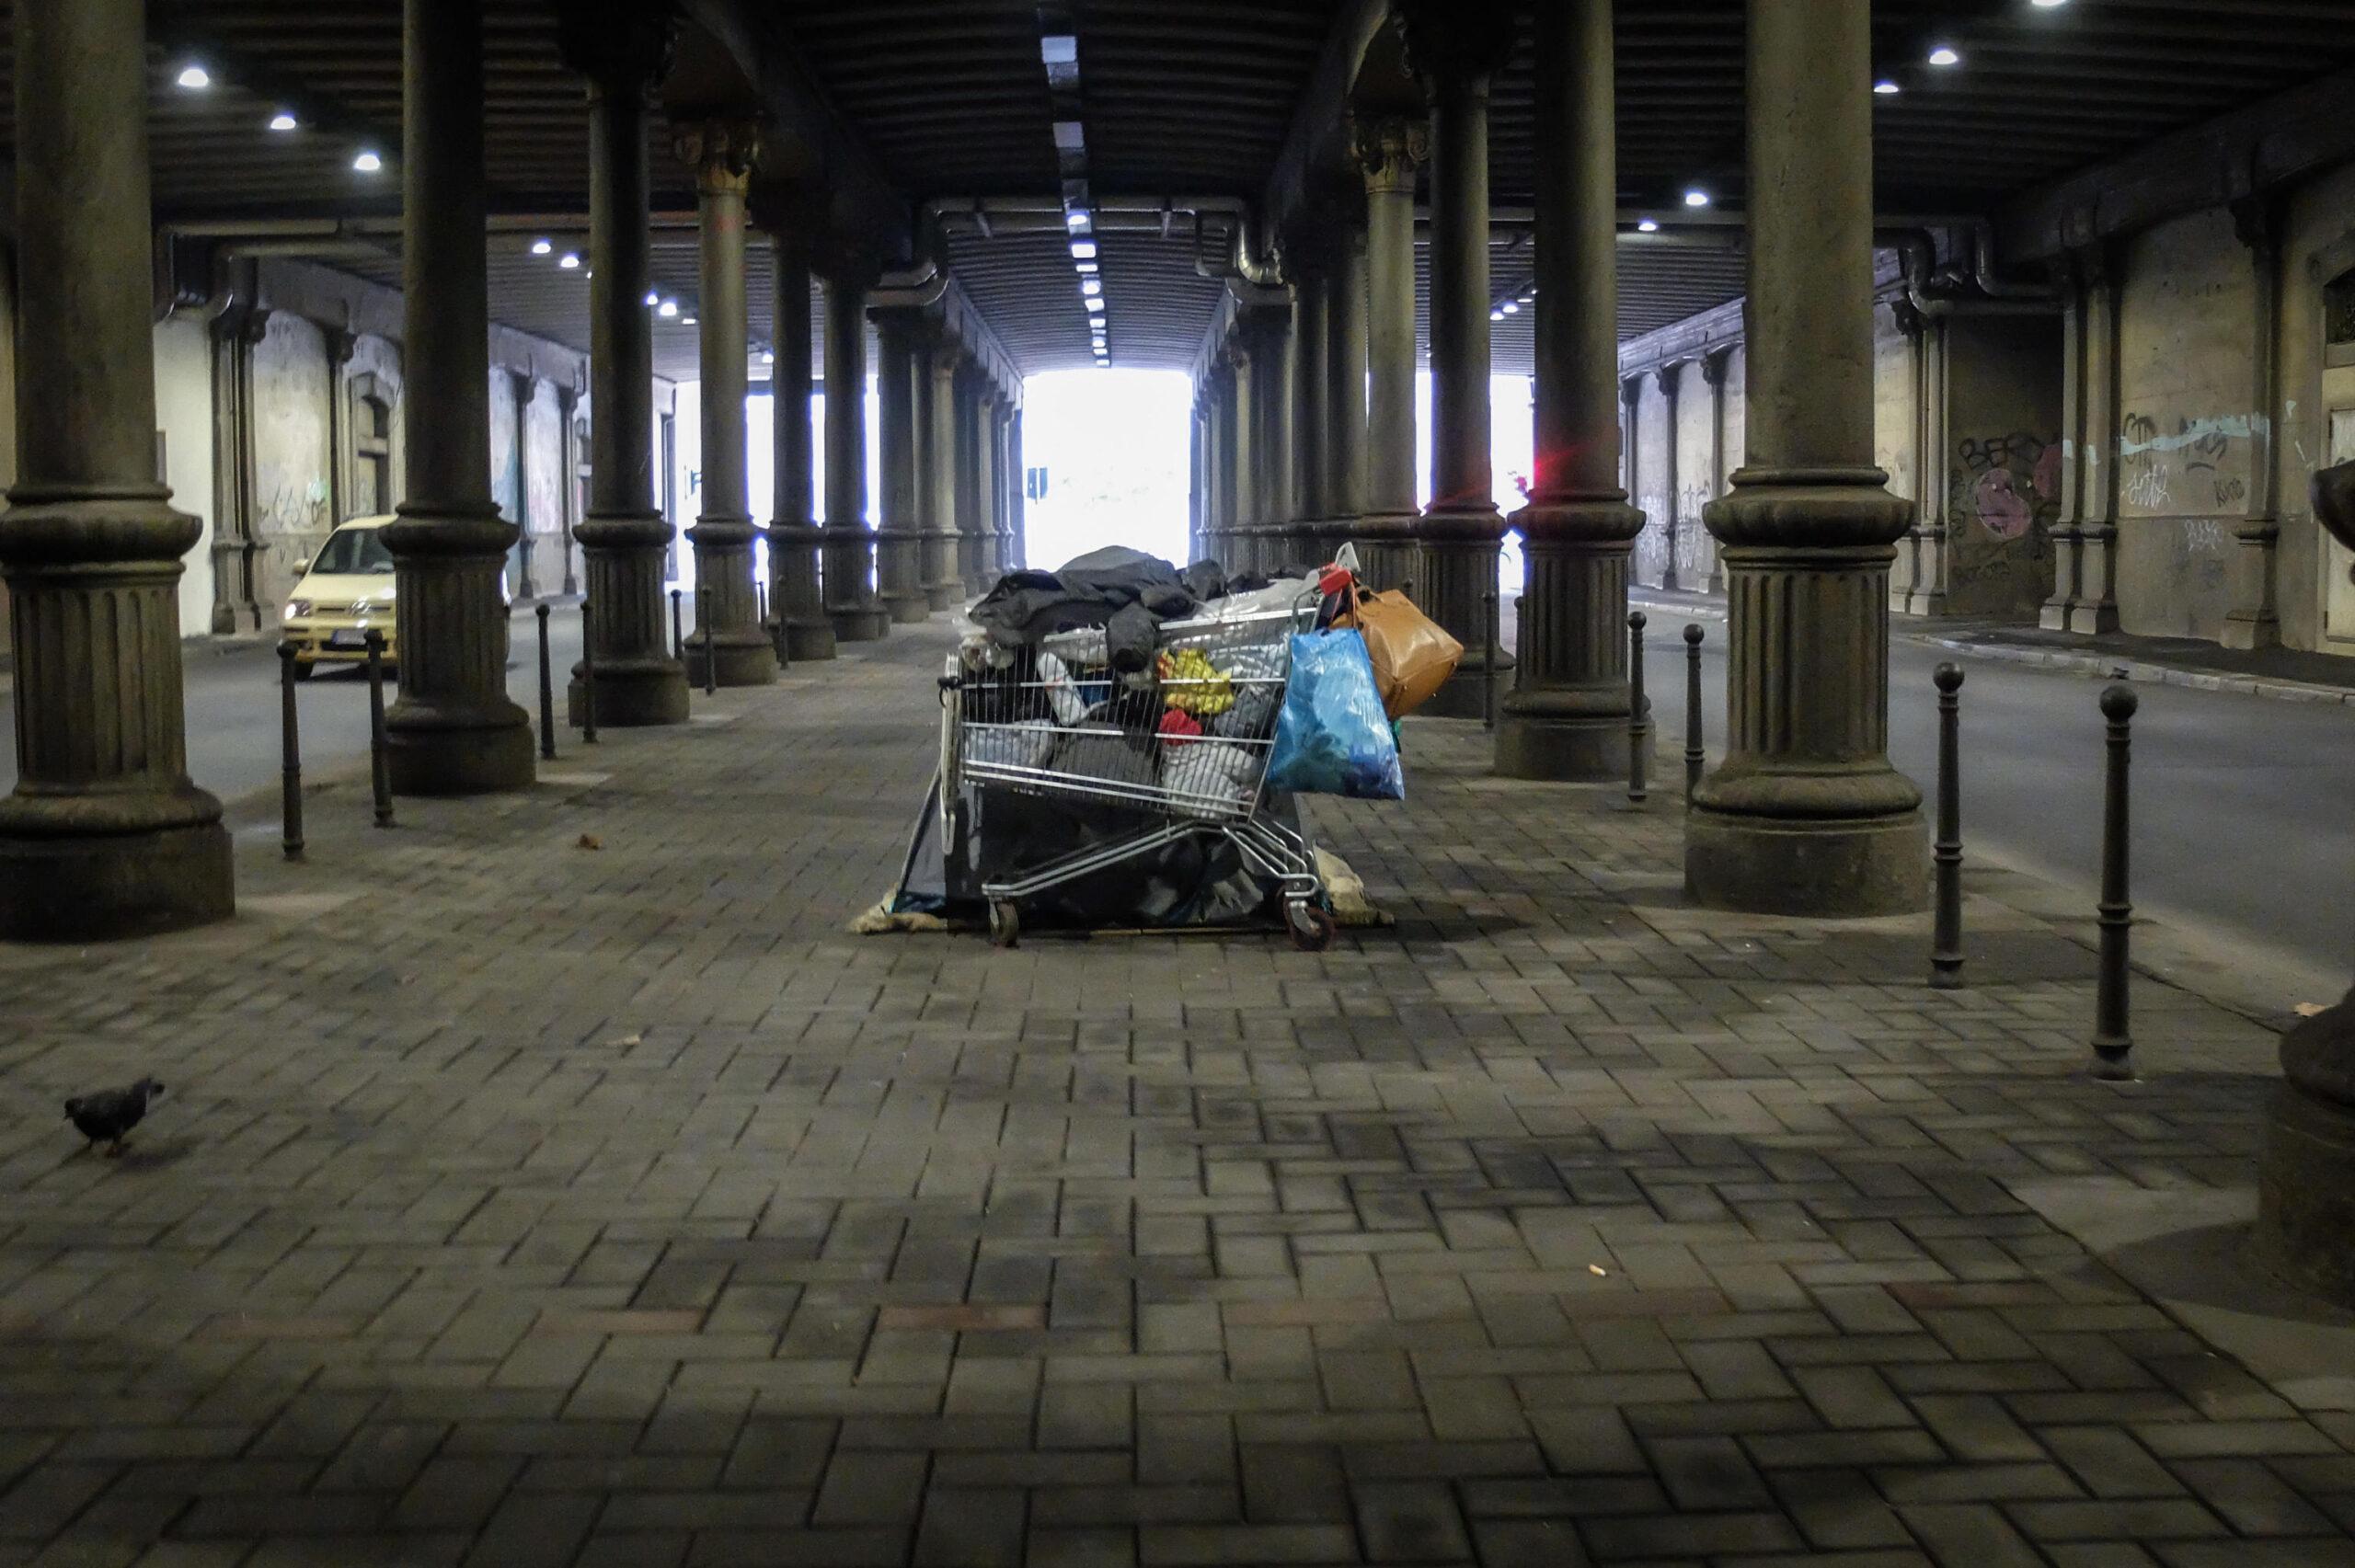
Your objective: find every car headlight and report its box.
[283,600,313,620]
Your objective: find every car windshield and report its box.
[309,527,395,576]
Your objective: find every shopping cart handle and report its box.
[937,674,964,693]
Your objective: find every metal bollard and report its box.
[277,644,304,861]
[771,574,790,673]
[670,588,684,661]
[363,629,394,828]
[1482,588,1499,731]
[1626,611,1649,805]
[2092,682,2137,1078]
[699,586,717,695]
[757,577,770,628]
[580,600,600,744]
[535,602,557,761]
[1930,663,1966,990]
[1683,624,1705,803]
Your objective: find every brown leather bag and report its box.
[1335,584,1463,718]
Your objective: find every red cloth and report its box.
[1157,707,1202,744]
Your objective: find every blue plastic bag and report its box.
[1266,629,1406,800]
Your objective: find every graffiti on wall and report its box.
[2120,411,2262,514]
[1947,429,2059,616]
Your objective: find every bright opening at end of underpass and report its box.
[1021,369,1193,568]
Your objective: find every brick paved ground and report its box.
[2,619,2349,1566]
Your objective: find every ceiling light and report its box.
[1637,218,1660,233]
[1683,189,1711,208]
[644,291,660,306]
[531,237,552,256]
[763,351,775,365]
[1065,211,1089,229]
[351,149,383,173]
[1040,34,1077,66]
[1874,79,1901,96]
[1085,297,1104,313]
[657,300,679,318]
[268,110,299,132]
[1928,45,1960,66]
[1500,301,1519,315]
[2031,0,2071,7]
[1081,279,1101,297]
[176,64,211,90]
[682,315,697,326]
[1071,240,1097,260]
[558,252,580,269]
[1490,309,1505,321]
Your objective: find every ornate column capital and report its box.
[555,0,675,96]
[1700,349,1733,391]
[1620,375,1644,411]
[675,116,764,198]
[1655,361,1684,398]
[325,325,358,368]
[1350,115,1429,198]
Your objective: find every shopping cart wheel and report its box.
[1285,901,1335,953]
[988,899,1020,949]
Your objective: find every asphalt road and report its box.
[0,602,587,820]
[1629,612,2355,1004]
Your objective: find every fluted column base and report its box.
[1352,513,1420,593]
[1685,477,1925,917]
[570,510,689,726]
[0,494,234,939]
[824,525,889,642]
[1416,504,1513,720]
[1496,498,1644,781]
[959,533,990,598]
[685,520,775,686]
[878,527,929,624]
[383,506,534,795]
[767,521,836,661]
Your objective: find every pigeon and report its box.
[63,1078,163,1156]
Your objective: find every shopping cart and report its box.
[937,591,1331,950]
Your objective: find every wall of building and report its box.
[153,317,218,637]
[1943,315,2063,618]
[1630,372,1673,585]
[1672,362,1717,589]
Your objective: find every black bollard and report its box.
[580,600,600,744]
[1482,588,1499,731]
[699,586,717,695]
[1626,611,1649,805]
[757,577,770,629]
[363,629,394,829]
[1683,624,1705,803]
[1930,663,1966,990]
[277,643,304,861]
[670,588,684,661]
[2092,682,2137,1079]
[535,602,557,761]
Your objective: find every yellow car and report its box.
[281,514,521,677]
[281,515,400,678]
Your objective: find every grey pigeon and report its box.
[63,1079,163,1155]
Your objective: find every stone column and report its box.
[1656,362,1684,591]
[560,2,687,724]
[382,0,533,794]
[921,337,962,609]
[1011,408,1028,570]
[993,398,1018,574]
[977,387,1005,578]
[1258,303,1295,574]
[509,370,538,600]
[765,233,834,659]
[1702,349,1731,594]
[0,0,233,938]
[1292,264,1329,563]
[822,267,889,641]
[1403,1,1517,716]
[1687,0,1925,917]
[1496,0,1646,783]
[872,312,930,624]
[555,383,581,595]
[1225,338,1258,572]
[1906,318,1952,615]
[1200,373,1227,565]
[2224,198,2284,650]
[1353,117,1429,589]
[675,118,772,684]
[1326,220,1369,561]
[2042,245,2121,635]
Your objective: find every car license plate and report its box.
[327,629,367,649]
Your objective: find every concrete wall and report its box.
[1943,315,2062,619]
[1672,362,1717,589]
[1630,373,1672,585]
[250,311,336,607]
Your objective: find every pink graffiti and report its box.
[2033,441,2062,503]
[1975,468,2032,539]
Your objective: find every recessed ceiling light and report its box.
[1874,79,1901,96]
[1081,279,1101,297]
[763,350,775,365]
[657,300,679,318]
[176,64,211,90]
[2031,0,2070,8]
[531,237,552,256]
[1637,218,1660,233]
[644,291,660,306]
[351,149,383,173]
[1071,240,1097,260]
[1075,261,1098,275]
[1490,309,1505,321]
[1683,189,1711,208]
[1928,45,1960,66]
[268,110,299,132]
[558,252,580,269]
[1085,297,1104,312]
[682,315,697,326]
[1500,301,1519,315]
[1065,211,1089,229]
